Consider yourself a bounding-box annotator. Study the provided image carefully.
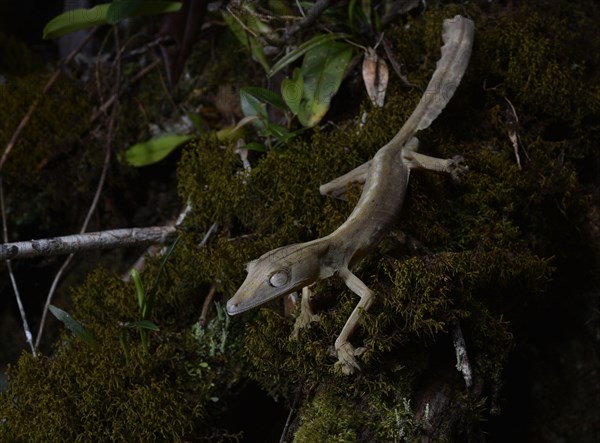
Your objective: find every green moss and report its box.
[2,0,599,440]
[294,389,359,443]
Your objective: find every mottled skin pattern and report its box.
[228,16,474,374]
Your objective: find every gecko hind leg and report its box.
[319,161,371,200]
[319,137,421,200]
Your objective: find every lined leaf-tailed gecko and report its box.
[227,16,474,374]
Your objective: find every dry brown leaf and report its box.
[362,47,389,107]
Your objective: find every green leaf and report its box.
[285,41,353,127]
[266,123,291,141]
[244,142,268,152]
[240,87,287,112]
[107,0,143,25]
[124,134,193,166]
[130,269,146,312]
[281,68,303,116]
[43,1,182,39]
[124,320,160,331]
[240,88,268,122]
[44,4,110,39]
[268,33,349,77]
[49,305,97,346]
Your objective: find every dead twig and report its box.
[450,319,473,388]
[279,383,303,443]
[284,0,332,40]
[0,178,35,356]
[199,286,217,327]
[90,58,161,123]
[0,226,177,261]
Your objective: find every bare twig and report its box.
[90,58,161,123]
[199,222,219,248]
[0,28,98,172]
[199,286,217,326]
[0,226,177,261]
[0,178,35,356]
[279,384,302,443]
[284,0,332,40]
[450,319,473,388]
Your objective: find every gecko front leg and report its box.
[291,286,320,340]
[334,268,374,375]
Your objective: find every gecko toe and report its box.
[334,342,367,375]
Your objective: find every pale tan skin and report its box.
[227,16,475,374]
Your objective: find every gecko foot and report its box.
[290,310,320,340]
[334,342,367,375]
[449,155,468,181]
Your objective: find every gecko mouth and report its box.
[226,292,280,315]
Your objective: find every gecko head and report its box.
[226,243,320,315]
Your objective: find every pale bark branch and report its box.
[0,226,177,261]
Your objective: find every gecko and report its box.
[227,15,475,374]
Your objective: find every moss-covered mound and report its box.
[1,0,599,441]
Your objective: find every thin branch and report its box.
[0,226,177,261]
[279,384,302,443]
[0,28,98,172]
[199,286,217,326]
[90,58,161,123]
[0,177,36,356]
[284,0,332,40]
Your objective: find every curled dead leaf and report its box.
[362,47,389,107]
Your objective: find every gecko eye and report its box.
[268,270,289,288]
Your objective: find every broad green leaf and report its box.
[124,134,193,166]
[240,89,268,121]
[240,87,287,112]
[44,4,110,39]
[266,123,291,140]
[222,12,269,72]
[281,68,303,116]
[43,1,182,39]
[107,0,144,25]
[268,33,349,77]
[290,41,353,127]
[49,305,97,346]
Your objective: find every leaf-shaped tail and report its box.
[389,15,474,147]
